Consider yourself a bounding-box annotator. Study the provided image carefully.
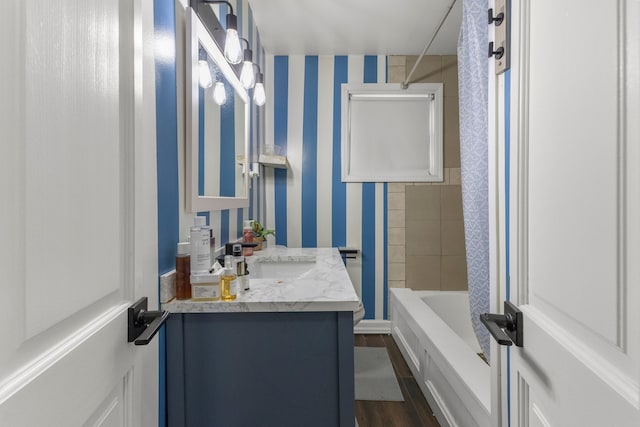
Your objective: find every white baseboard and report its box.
[354,320,392,334]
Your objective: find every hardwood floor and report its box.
[354,334,441,427]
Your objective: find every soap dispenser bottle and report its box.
[221,255,238,301]
[233,243,249,292]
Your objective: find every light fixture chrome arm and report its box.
[202,0,233,14]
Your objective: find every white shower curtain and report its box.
[458,0,490,361]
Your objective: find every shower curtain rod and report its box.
[401,0,458,89]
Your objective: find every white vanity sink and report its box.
[249,259,316,279]
[162,247,359,313]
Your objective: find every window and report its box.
[341,83,443,182]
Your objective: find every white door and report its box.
[0,1,159,426]
[503,0,640,426]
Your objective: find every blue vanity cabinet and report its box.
[165,310,355,427]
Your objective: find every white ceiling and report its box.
[247,0,463,56]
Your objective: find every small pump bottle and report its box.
[175,242,191,300]
[190,216,211,274]
[221,255,238,301]
[232,244,249,292]
[242,220,254,256]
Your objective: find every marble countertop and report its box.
[162,247,360,313]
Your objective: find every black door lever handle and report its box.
[128,297,171,345]
[480,301,523,347]
[480,313,513,346]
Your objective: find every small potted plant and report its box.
[251,220,275,251]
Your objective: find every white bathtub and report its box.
[390,289,490,427]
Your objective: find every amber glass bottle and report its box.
[175,242,191,300]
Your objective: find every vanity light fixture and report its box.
[200,1,264,104]
[203,0,242,64]
[239,38,255,90]
[239,48,255,90]
[198,60,213,88]
[223,14,242,64]
[213,81,227,105]
[253,71,266,106]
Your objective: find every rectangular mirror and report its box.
[186,7,249,212]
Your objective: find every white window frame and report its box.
[341,83,443,183]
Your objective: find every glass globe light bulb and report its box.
[254,81,266,106]
[198,60,212,88]
[223,18,242,65]
[240,61,255,90]
[213,81,227,105]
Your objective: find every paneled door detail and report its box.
[505,0,640,425]
[0,0,158,425]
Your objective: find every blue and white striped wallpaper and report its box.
[263,55,390,320]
